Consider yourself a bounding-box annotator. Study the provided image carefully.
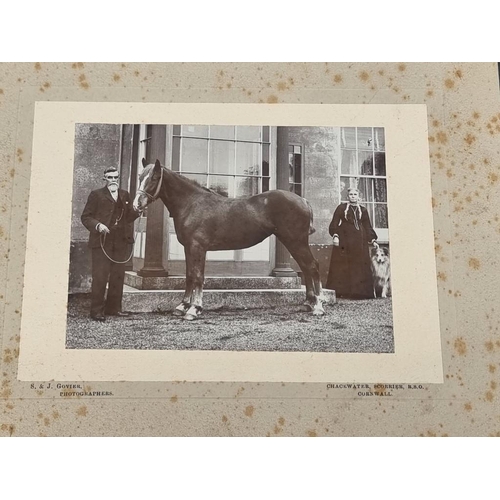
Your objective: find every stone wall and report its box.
[69,124,122,292]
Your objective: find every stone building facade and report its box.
[69,124,388,293]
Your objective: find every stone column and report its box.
[272,126,298,277]
[138,125,168,277]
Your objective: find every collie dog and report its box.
[371,246,391,298]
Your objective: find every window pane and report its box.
[359,151,374,175]
[262,177,270,192]
[262,144,269,177]
[210,140,234,175]
[236,142,260,176]
[341,149,357,175]
[373,178,387,202]
[375,204,388,228]
[235,176,259,198]
[357,127,374,150]
[182,125,209,137]
[374,127,385,151]
[208,175,231,197]
[357,177,373,203]
[364,203,375,227]
[262,126,270,143]
[183,173,207,188]
[210,126,235,140]
[294,153,302,183]
[341,127,356,149]
[374,151,386,176]
[236,126,261,142]
[181,138,208,173]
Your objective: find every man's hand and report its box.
[97,223,110,234]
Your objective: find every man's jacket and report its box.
[81,187,140,249]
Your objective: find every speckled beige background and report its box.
[1,62,499,436]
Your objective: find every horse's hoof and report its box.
[172,309,185,316]
[312,309,325,316]
[301,303,313,312]
[184,313,197,321]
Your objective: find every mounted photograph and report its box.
[18,102,442,383]
[67,124,393,354]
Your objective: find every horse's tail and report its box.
[306,200,316,235]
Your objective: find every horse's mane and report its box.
[140,164,224,197]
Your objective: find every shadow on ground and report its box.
[65,294,394,353]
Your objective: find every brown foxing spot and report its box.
[488,172,498,183]
[0,424,15,436]
[266,95,278,104]
[34,62,41,71]
[485,341,494,352]
[0,89,4,94]
[432,119,440,127]
[43,82,50,89]
[426,90,434,97]
[431,198,437,208]
[72,62,84,69]
[435,244,442,254]
[9,168,15,178]
[464,403,472,411]
[491,381,497,390]
[436,131,448,144]
[52,411,60,420]
[454,338,467,356]
[333,74,343,83]
[277,81,287,91]
[473,111,480,119]
[76,406,88,417]
[170,395,178,403]
[113,74,120,82]
[278,417,285,426]
[489,364,497,373]
[307,430,317,437]
[446,169,453,178]
[485,391,494,402]
[221,415,228,423]
[437,272,447,282]
[444,78,455,89]
[244,405,254,417]
[468,257,480,270]
[464,133,476,146]
[454,69,463,79]
[398,63,406,72]
[359,71,369,82]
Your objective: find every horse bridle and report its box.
[136,166,164,203]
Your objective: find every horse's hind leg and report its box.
[280,237,325,316]
[184,242,206,321]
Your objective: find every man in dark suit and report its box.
[81,167,142,321]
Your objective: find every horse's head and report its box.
[133,158,164,211]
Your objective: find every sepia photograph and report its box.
[66,123,393,353]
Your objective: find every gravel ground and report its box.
[66,294,394,353]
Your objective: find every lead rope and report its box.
[100,231,138,264]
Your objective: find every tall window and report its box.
[172,125,270,198]
[340,127,388,238]
[289,144,303,196]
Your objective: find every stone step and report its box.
[122,286,336,313]
[124,271,303,290]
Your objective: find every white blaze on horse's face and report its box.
[133,167,154,211]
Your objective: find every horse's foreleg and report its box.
[173,250,194,316]
[184,243,206,321]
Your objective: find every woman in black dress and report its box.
[326,188,378,299]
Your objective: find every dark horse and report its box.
[133,159,325,320]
